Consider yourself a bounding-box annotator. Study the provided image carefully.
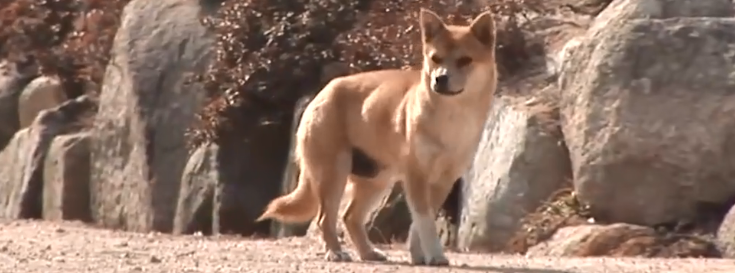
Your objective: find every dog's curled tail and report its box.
[255,173,318,224]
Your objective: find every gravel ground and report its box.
[0,220,733,273]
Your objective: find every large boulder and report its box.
[42,132,92,222]
[458,96,572,252]
[90,0,216,232]
[0,96,96,219]
[0,61,35,151]
[717,204,735,258]
[18,76,67,129]
[528,223,719,258]
[173,143,217,235]
[558,0,733,82]
[590,0,732,32]
[560,6,735,225]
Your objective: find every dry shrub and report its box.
[506,186,591,253]
[186,0,376,147]
[575,224,721,258]
[188,0,558,148]
[506,186,724,257]
[0,0,129,99]
[335,0,554,75]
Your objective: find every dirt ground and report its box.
[0,220,733,273]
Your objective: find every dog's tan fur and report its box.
[256,8,498,266]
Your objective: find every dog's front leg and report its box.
[403,173,449,266]
[407,173,458,266]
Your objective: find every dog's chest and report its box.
[412,108,485,169]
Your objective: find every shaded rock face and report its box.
[0,62,35,151]
[0,96,96,220]
[0,128,41,219]
[89,0,215,233]
[560,14,735,226]
[363,184,412,244]
[459,97,572,252]
[213,118,292,236]
[173,143,217,235]
[43,132,92,222]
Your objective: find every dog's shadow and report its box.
[357,260,575,273]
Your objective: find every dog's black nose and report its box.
[434,75,448,89]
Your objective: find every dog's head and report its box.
[419,9,497,96]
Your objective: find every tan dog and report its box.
[256,8,498,266]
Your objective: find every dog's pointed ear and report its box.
[419,8,446,42]
[469,11,496,48]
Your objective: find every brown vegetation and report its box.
[507,186,722,258]
[186,0,559,148]
[506,186,591,253]
[0,0,128,98]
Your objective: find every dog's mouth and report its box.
[433,88,464,96]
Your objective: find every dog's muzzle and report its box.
[432,75,464,96]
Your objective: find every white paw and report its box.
[409,252,450,266]
[424,254,450,266]
[408,228,424,264]
[408,214,449,266]
[325,250,353,262]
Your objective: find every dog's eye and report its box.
[431,55,443,64]
[456,56,472,67]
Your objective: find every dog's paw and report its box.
[425,255,450,266]
[325,250,353,262]
[409,255,425,265]
[408,247,426,265]
[360,248,388,262]
[408,235,424,264]
[410,254,450,267]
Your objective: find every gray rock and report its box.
[594,0,732,25]
[173,143,217,235]
[560,17,735,225]
[89,0,216,233]
[365,184,412,243]
[717,204,735,258]
[0,96,96,219]
[18,76,67,129]
[527,224,616,257]
[43,132,92,222]
[561,0,733,86]
[0,61,35,151]
[458,96,572,252]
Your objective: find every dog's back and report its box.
[296,69,421,167]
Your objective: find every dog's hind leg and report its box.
[342,175,393,261]
[310,149,353,262]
